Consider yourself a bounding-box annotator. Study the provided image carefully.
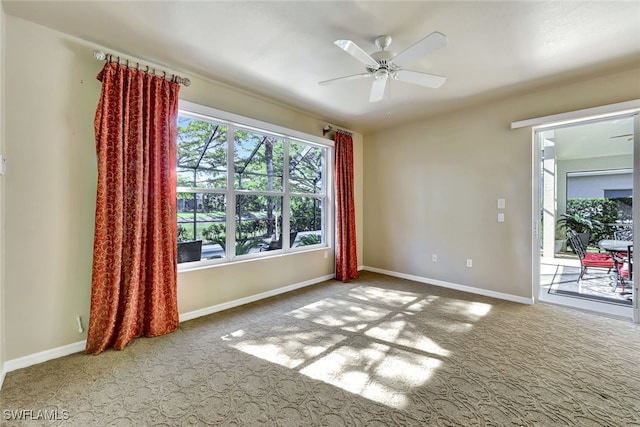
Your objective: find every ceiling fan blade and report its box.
[334,40,380,69]
[394,69,447,88]
[610,134,633,139]
[369,75,388,102]
[392,32,448,68]
[318,73,372,85]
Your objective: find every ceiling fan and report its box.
[319,32,448,102]
[610,134,633,142]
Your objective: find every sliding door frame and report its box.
[514,100,640,323]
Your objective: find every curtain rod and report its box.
[322,125,352,137]
[93,50,191,87]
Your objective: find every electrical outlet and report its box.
[432,254,437,262]
[497,198,505,209]
[466,259,473,268]
[324,251,328,259]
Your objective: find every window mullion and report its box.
[227,123,236,260]
[282,138,291,250]
[178,103,332,267]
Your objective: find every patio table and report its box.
[598,239,633,291]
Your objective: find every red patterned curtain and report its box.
[334,131,359,282]
[86,63,180,355]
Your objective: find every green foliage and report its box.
[202,223,226,243]
[557,213,601,234]
[177,115,327,252]
[615,197,633,221]
[234,133,284,192]
[202,222,264,255]
[234,236,263,255]
[289,142,324,194]
[562,198,625,244]
[299,234,322,246]
[238,219,269,237]
[177,117,228,189]
[290,196,322,232]
[177,225,191,243]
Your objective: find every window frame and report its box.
[177,100,334,270]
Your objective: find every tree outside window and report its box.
[176,113,328,264]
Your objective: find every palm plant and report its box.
[557,213,602,248]
[557,213,601,235]
[204,226,262,256]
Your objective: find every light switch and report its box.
[497,198,505,209]
[498,213,505,222]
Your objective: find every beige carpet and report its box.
[2,271,640,426]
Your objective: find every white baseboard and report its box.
[362,266,534,305]
[4,270,532,382]
[4,340,87,375]
[2,273,336,385]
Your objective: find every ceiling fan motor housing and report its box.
[368,51,397,75]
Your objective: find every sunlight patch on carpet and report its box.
[364,314,451,357]
[287,297,391,332]
[223,285,492,410]
[229,327,348,369]
[299,340,441,409]
[346,286,424,307]
[441,299,492,320]
[224,288,456,410]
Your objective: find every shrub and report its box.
[565,198,624,244]
[299,234,322,246]
[177,225,192,242]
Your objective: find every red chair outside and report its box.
[616,245,633,293]
[566,230,614,281]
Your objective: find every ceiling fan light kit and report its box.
[320,31,448,103]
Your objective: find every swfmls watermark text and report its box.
[3,409,70,421]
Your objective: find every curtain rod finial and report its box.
[322,125,332,136]
[93,50,106,61]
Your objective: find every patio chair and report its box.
[612,228,633,291]
[266,232,298,251]
[614,227,633,241]
[615,244,633,293]
[567,230,614,281]
[177,240,203,263]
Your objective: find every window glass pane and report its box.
[290,196,324,247]
[178,103,331,266]
[236,194,283,255]
[234,129,284,191]
[289,141,325,194]
[177,192,226,262]
[177,116,227,189]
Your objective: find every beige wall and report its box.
[363,66,640,299]
[3,16,363,360]
[0,5,5,376]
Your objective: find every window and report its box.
[176,102,331,266]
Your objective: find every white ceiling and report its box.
[551,116,634,160]
[3,1,640,134]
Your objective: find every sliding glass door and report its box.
[535,113,637,320]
